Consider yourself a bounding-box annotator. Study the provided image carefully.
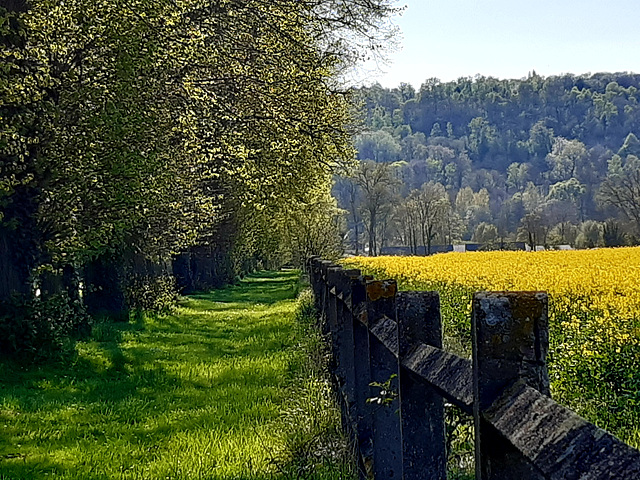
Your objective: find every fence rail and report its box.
[308,257,640,480]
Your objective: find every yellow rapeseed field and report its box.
[343,247,640,447]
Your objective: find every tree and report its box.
[409,182,449,255]
[518,212,549,250]
[546,137,588,181]
[355,130,401,163]
[575,221,603,248]
[599,156,640,234]
[0,2,44,301]
[1,0,400,316]
[506,162,530,193]
[455,187,490,240]
[467,116,497,162]
[548,222,578,246]
[547,177,586,217]
[395,198,420,254]
[473,222,499,245]
[618,132,640,157]
[527,121,554,160]
[355,161,398,256]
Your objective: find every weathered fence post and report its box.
[351,274,375,476]
[327,266,356,433]
[308,257,322,311]
[366,279,402,478]
[472,292,550,480]
[397,291,447,480]
[334,268,361,409]
[326,266,344,387]
[319,260,334,330]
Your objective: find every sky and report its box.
[358,0,640,89]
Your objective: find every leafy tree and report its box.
[1,0,400,317]
[618,132,640,157]
[355,130,401,163]
[506,162,531,193]
[467,116,497,162]
[527,121,554,160]
[548,178,586,209]
[548,222,578,246]
[517,212,549,249]
[0,2,44,301]
[575,220,603,248]
[473,222,499,244]
[546,138,588,182]
[602,219,627,247]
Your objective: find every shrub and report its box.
[0,293,90,363]
[125,274,178,316]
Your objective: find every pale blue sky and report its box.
[360,0,640,88]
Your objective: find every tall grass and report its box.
[0,270,354,479]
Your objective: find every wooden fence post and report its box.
[327,266,361,434]
[366,279,402,479]
[351,274,375,477]
[319,260,334,330]
[335,268,361,409]
[472,292,550,480]
[308,257,323,311]
[397,291,447,480]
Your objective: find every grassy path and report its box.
[0,271,349,479]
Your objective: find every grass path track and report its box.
[0,270,329,479]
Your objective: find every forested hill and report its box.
[336,73,640,255]
[356,72,640,172]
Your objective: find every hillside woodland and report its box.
[335,73,640,255]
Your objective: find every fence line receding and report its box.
[308,257,640,480]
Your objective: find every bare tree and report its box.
[599,167,640,235]
[408,182,449,255]
[355,160,398,256]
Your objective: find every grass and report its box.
[0,270,354,479]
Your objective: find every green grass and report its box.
[0,270,354,479]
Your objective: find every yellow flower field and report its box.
[343,248,640,448]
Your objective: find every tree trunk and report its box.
[368,210,376,256]
[354,222,359,255]
[173,252,194,293]
[0,229,32,303]
[63,264,81,302]
[0,0,40,306]
[83,253,128,321]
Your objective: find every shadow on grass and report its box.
[0,270,302,480]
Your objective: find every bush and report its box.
[0,293,90,363]
[125,274,178,316]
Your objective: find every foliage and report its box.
[0,292,90,362]
[336,73,640,252]
[344,249,640,449]
[124,274,178,316]
[367,373,398,406]
[1,0,402,318]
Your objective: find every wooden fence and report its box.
[308,257,640,480]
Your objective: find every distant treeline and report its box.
[334,72,640,255]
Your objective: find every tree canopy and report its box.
[0,0,400,312]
